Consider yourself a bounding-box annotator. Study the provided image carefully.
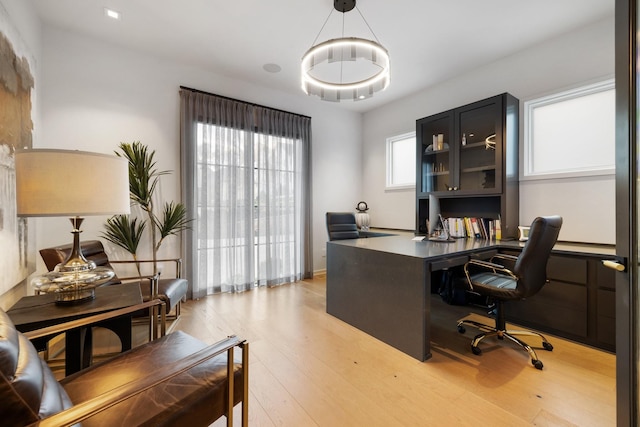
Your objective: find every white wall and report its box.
[35,26,362,276]
[362,17,615,244]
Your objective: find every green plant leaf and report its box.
[157,201,192,242]
[115,141,168,212]
[101,214,146,256]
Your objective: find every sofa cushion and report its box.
[156,278,188,308]
[0,309,72,424]
[60,331,244,426]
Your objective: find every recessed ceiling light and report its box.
[263,63,281,73]
[104,7,121,20]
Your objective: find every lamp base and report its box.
[32,267,115,305]
[355,212,370,231]
[55,287,96,305]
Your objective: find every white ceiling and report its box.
[27,0,614,113]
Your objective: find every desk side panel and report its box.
[326,242,430,361]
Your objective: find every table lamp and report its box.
[15,149,130,303]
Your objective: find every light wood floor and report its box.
[173,275,616,427]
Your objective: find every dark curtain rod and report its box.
[179,86,311,120]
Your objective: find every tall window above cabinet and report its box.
[416,93,519,238]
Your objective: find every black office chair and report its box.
[326,212,360,241]
[456,215,562,369]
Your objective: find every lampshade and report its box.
[14,149,131,304]
[301,0,390,102]
[15,149,130,217]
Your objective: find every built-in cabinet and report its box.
[413,94,615,352]
[415,93,519,238]
[502,249,616,352]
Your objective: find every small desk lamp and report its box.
[15,149,130,303]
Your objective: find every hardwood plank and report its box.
[175,277,615,426]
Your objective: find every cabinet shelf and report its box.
[460,141,487,150]
[416,93,519,238]
[423,148,450,155]
[461,165,496,173]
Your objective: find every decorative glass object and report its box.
[32,267,115,303]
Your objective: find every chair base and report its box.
[456,318,553,370]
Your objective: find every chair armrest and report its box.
[463,258,517,289]
[117,274,159,299]
[22,299,166,341]
[31,337,249,427]
[490,253,518,263]
[110,258,183,278]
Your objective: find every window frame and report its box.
[385,131,416,191]
[522,78,615,180]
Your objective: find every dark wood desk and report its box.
[326,235,616,361]
[7,284,143,375]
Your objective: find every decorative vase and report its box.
[355,201,370,231]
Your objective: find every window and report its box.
[180,88,311,298]
[523,79,615,179]
[386,131,416,189]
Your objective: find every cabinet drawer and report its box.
[546,256,587,284]
[597,316,616,348]
[431,255,468,271]
[505,281,587,337]
[597,288,616,319]
[596,260,616,290]
[596,277,616,350]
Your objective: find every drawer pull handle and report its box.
[602,260,625,272]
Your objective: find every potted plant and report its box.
[102,141,190,275]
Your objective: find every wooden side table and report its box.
[7,284,143,376]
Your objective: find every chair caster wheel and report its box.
[542,342,553,351]
[471,346,482,355]
[532,360,544,370]
[457,325,466,334]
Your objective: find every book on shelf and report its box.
[470,217,482,238]
[444,216,501,240]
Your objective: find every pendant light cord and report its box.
[355,6,382,44]
[309,5,382,48]
[310,8,335,47]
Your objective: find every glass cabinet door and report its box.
[418,113,454,193]
[455,99,502,192]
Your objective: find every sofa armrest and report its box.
[30,336,249,427]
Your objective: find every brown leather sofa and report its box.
[0,304,248,426]
[40,240,188,320]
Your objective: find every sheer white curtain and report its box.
[180,88,312,297]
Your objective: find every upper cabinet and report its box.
[457,97,503,193]
[415,93,519,237]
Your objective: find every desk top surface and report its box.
[7,284,143,330]
[328,235,616,259]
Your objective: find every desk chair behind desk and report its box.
[326,212,360,241]
[456,215,563,370]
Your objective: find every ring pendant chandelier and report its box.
[301,0,390,102]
